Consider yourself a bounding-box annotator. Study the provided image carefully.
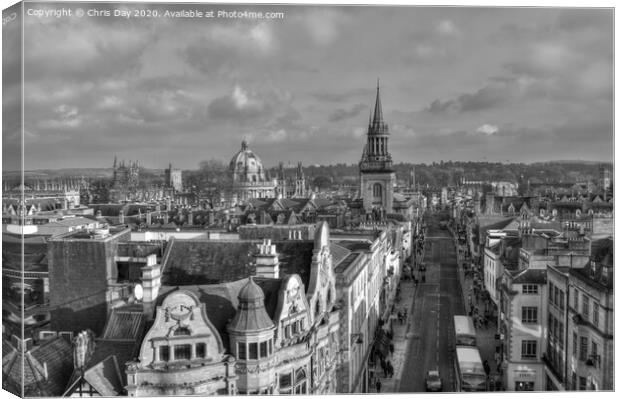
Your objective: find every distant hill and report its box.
[2,160,610,191]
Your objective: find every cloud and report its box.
[476,124,499,135]
[265,129,288,142]
[328,103,366,122]
[437,20,458,36]
[312,88,374,102]
[301,9,344,46]
[426,82,512,113]
[97,96,124,110]
[36,104,82,129]
[208,85,268,122]
[413,44,448,60]
[351,126,366,139]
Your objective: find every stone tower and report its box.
[359,80,395,214]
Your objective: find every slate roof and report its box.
[570,237,614,290]
[510,268,547,285]
[329,243,352,266]
[590,237,613,264]
[162,240,314,289]
[83,355,124,396]
[2,337,74,397]
[101,309,144,341]
[334,240,372,252]
[334,253,362,274]
[229,278,275,332]
[64,307,145,396]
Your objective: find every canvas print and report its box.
[1,1,614,396]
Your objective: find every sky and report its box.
[1,1,614,171]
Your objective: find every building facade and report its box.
[229,140,277,204]
[164,163,183,192]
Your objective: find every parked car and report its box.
[425,370,443,392]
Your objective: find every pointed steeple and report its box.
[372,78,383,126]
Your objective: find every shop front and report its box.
[508,364,543,391]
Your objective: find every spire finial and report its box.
[372,79,383,126]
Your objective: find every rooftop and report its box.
[162,239,314,288]
[157,277,283,351]
[509,268,547,285]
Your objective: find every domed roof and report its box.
[229,140,267,182]
[228,277,275,333]
[238,276,265,302]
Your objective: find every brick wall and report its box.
[48,231,129,335]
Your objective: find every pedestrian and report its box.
[389,343,394,356]
[381,359,387,374]
[403,309,408,321]
[387,360,394,377]
[376,379,382,393]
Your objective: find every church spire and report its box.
[372,78,383,126]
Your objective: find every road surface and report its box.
[399,214,466,392]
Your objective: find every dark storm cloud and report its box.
[328,103,366,122]
[426,83,510,114]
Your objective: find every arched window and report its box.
[295,368,306,381]
[174,327,191,336]
[373,183,382,198]
[294,368,308,394]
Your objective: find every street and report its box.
[399,214,465,392]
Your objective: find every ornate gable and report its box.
[138,290,225,367]
[306,222,337,325]
[273,275,311,347]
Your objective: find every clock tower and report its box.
[359,80,395,214]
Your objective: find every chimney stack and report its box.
[141,255,162,318]
[255,239,280,279]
